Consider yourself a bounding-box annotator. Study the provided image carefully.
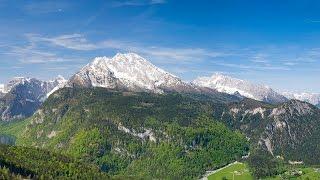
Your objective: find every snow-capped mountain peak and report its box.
[193,73,288,104]
[282,92,320,106]
[46,75,68,98]
[5,77,32,92]
[0,75,68,121]
[54,75,66,83]
[0,76,67,98]
[0,84,5,94]
[69,53,188,93]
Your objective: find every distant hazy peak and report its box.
[0,84,5,93]
[282,92,320,105]
[193,73,287,104]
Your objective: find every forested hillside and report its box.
[0,144,109,179]
[213,98,320,165]
[13,87,248,179]
[1,87,320,179]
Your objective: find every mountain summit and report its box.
[193,73,288,104]
[69,53,194,93]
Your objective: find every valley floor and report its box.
[264,167,320,180]
[205,162,253,180]
[205,161,320,180]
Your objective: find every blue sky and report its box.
[0,0,320,92]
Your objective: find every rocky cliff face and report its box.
[0,76,66,121]
[214,99,320,164]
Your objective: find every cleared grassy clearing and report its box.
[208,162,253,180]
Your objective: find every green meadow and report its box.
[207,161,320,180]
[208,162,253,180]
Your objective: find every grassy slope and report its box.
[263,167,320,180]
[0,119,30,135]
[0,119,31,145]
[207,162,320,180]
[208,162,253,180]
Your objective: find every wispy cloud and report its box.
[5,45,61,64]
[4,35,86,64]
[27,34,98,51]
[283,62,298,66]
[251,53,269,63]
[211,61,291,71]
[23,1,69,14]
[305,19,320,23]
[112,0,166,7]
[15,33,320,73]
[26,33,226,63]
[7,48,71,64]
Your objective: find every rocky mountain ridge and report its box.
[0,76,66,121]
[193,73,288,104]
[282,92,320,106]
[213,98,320,164]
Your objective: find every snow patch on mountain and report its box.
[193,73,287,104]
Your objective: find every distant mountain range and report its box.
[66,53,320,106]
[0,76,66,121]
[193,73,288,104]
[282,92,320,106]
[0,53,319,121]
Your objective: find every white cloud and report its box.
[251,53,269,63]
[283,62,298,66]
[19,33,319,71]
[5,37,84,64]
[6,46,60,64]
[23,1,69,14]
[150,0,166,4]
[112,0,166,7]
[211,61,291,71]
[27,34,98,51]
[137,47,224,62]
[26,33,226,63]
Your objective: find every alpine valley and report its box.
[0,53,320,179]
